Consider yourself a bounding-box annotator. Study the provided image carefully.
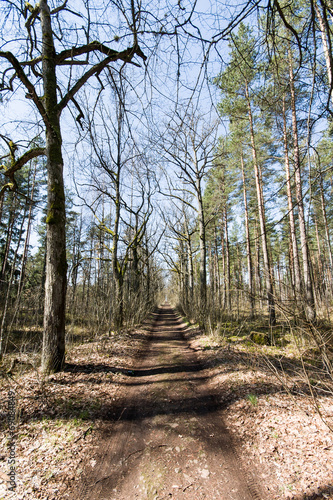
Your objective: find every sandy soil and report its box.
[70,305,261,500]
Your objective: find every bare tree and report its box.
[0,0,146,372]
[75,70,157,329]
[159,109,217,321]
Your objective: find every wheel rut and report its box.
[73,305,262,500]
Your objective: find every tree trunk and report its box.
[112,187,122,328]
[289,48,316,323]
[145,235,151,306]
[208,242,214,312]
[70,214,83,316]
[314,213,324,305]
[245,82,276,325]
[214,225,221,309]
[0,194,4,230]
[254,218,262,310]
[282,95,302,305]
[85,232,93,312]
[196,176,206,316]
[319,170,333,288]
[224,207,231,311]
[314,2,333,106]
[240,153,255,317]
[10,161,37,328]
[0,196,18,292]
[221,220,226,309]
[0,200,26,357]
[186,232,194,305]
[180,240,187,312]
[288,237,295,301]
[0,195,27,359]
[41,0,67,374]
[114,271,124,329]
[112,94,124,329]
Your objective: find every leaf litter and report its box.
[0,314,332,500]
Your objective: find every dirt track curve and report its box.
[73,305,262,500]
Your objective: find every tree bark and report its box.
[282,95,302,304]
[0,198,26,357]
[245,82,276,325]
[240,153,255,317]
[186,230,194,304]
[112,89,125,329]
[214,224,221,308]
[196,170,207,316]
[112,168,123,328]
[221,219,226,310]
[9,161,37,329]
[0,195,18,293]
[41,0,67,374]
[319,170,333,286]
[289,48,316,322]
[313,213,324,304]
[223,207,231,311]
[254,218,262,310]
[314,2,333,106]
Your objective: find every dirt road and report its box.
[74,305,262,500]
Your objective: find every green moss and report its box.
[46,182,65,225]
[250,331,270,345]
[227,335,247,343]
[51,182,65,198]
[46,209,57,224]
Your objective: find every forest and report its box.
[1,0,333,499]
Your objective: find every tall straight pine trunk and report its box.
[319,171,333,290]
[314,3,333,107]
[245,82,276,325]
[282,96,302,305]
[240,153,255,317]
[288,48,316,323]
[223,207,231,311]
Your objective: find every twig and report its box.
[74,425,93,443]
[123,443,168,462]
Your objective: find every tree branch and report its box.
[57,45,146,113]
[273,0,303,65]
[0,146,45,200]
[0,51,51,131]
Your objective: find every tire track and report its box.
[72,305,262,500]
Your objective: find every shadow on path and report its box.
[71,305,262,500]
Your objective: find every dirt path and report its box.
[73,305,262,500]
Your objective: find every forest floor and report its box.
[0,304,333,499]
